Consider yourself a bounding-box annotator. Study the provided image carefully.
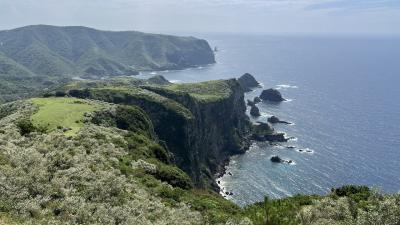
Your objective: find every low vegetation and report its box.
[30,97,105,136]
[166,79,234,102]
[0,82,399,224]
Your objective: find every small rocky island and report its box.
[251,122,288,142]
[238,73,261,92]
[260,88,285,102]
[270,155,293,164]
[250,105,261,117]
[268,115,292,125]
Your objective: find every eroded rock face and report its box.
[250,105,261,117]
[260,89,285,102]
[238,73,260,92]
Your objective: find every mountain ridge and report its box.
[0,24,215,102]
[0,24,215,76]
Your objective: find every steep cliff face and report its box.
[65,79,251,189]
[143,80,251,189]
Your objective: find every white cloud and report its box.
[0,0,399,35]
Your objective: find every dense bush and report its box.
[331,185,371,202]
[0,103,204,225]
[16,119,47,135]
[298,192,400,225]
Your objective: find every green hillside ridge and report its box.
[0,25,215,76]
[0,25,215,103]
[0,80,400,225]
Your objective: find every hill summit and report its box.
[0,25,215,77]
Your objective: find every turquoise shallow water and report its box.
[140,34,400,206]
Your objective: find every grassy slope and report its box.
[30,97,104,135]
[165,80,233,102]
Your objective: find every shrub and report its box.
[331,185,371,202]
[154,163,193,189]
[55,91,67,97]
[16,119,44,135]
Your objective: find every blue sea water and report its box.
[140,34,400,206]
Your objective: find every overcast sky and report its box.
[1,0,399,35]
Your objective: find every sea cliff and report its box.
[63,78,251,189]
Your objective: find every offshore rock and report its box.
[250,105,261,117]
[238,73,260,92]
[253,97,262,103]
[260,88,285,102]
[268,115,292,125]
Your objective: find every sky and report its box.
[0,0,399,35]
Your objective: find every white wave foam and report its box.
[276,84,298,89]
[296,148,314,154]
[260,112,273,118]
[150,72,157,75]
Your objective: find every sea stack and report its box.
[238,73,260,92]
[260,88,285,102]
[250,105,261,117]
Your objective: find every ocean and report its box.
[139,33,400,206]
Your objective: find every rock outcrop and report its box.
[253,97,262,103]
[237,73,260,92]
[251,122,288,142]
[270,156,283,163]
[247,100,255,107]
[268,115,292,124]
[250,105,261,117]
[260,88,285,102]
[270,156,293,164]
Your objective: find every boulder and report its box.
[250,105,261,117]
[270,155,283,163]
[260,88,285,102]
[268,116,292,124]
[238,73,260,92]
[253,97,262,103]
[268,116,280,124]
